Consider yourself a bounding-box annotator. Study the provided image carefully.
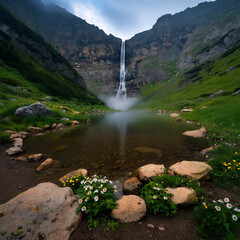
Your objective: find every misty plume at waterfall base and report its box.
[103,41,138,111]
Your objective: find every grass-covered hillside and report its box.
[0,5,108,143]
[136,44,240,189]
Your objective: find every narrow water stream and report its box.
[23,111,209,184]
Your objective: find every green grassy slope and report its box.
[0,5,108,143]
[136,45,240,189]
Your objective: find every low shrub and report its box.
[208,149,240,189]
[62,174,118,230]
[140,180,177,216]
[194,198,240,240]
[153,174,203,199]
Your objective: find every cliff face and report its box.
[125,0,240,94]
[1,0,240,95]
[0,0,121,94]
[0,4,103,104]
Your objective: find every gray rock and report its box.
[209,90,224,99]
[0,183,82,240]
[45,96,52,101]
[15,102,52,117]
[60,118,70,121]
[0,103,4,106]
[232,90,240,97]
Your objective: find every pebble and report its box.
[139,222,143,225]
[147,224,155,229]
[159,226,165,231]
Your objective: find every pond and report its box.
[23,111,209,184]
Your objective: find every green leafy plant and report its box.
[140,180,177,216]
[208,149,240,189]
[153,174,203,199]
[63,174,118,230]
[194,198,240,240]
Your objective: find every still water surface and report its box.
[23,111,209,183]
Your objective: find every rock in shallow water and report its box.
[15,102,52,117]
[5,147,23,156]
[36,158,61,172]
[112,195,146,223]
[0,183,82,240]
[123,177,142,195]
[138,164,166,181]
[182,127,207,138]
[59,169,88,183]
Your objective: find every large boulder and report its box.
[138,164,166,181]
[182,127,207,138]
[123,177,142,195]
[0,183,82,240]
[166,187,196,205]
[112,195,146,223]
[168,161,212,180]
[15,102,52,117]
[59,169,88,183]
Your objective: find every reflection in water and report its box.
[23,111,209,183]
[105,112,142,160]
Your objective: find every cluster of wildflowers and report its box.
[222,152,240,173]
[140,180,177,216]
[63,174,118,229]
[195,197,240,240]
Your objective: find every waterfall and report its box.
[102,40,138,110]
[117,41,127,99]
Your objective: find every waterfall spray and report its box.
[117,41,127,99]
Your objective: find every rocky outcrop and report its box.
[0,183,82,240]
[59,169,88,183]
[123,177,142,195]
[166,187,196,205]
[15,103,52,117]
[138,164,166,181]
[112,195,146,223]
[183,127,207,138]
[168,161,213,180]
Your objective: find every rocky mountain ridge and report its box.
[125,0,240,93]
[0,0,121,94]
[1,0,240,95]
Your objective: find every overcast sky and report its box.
[42,0,215,40]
